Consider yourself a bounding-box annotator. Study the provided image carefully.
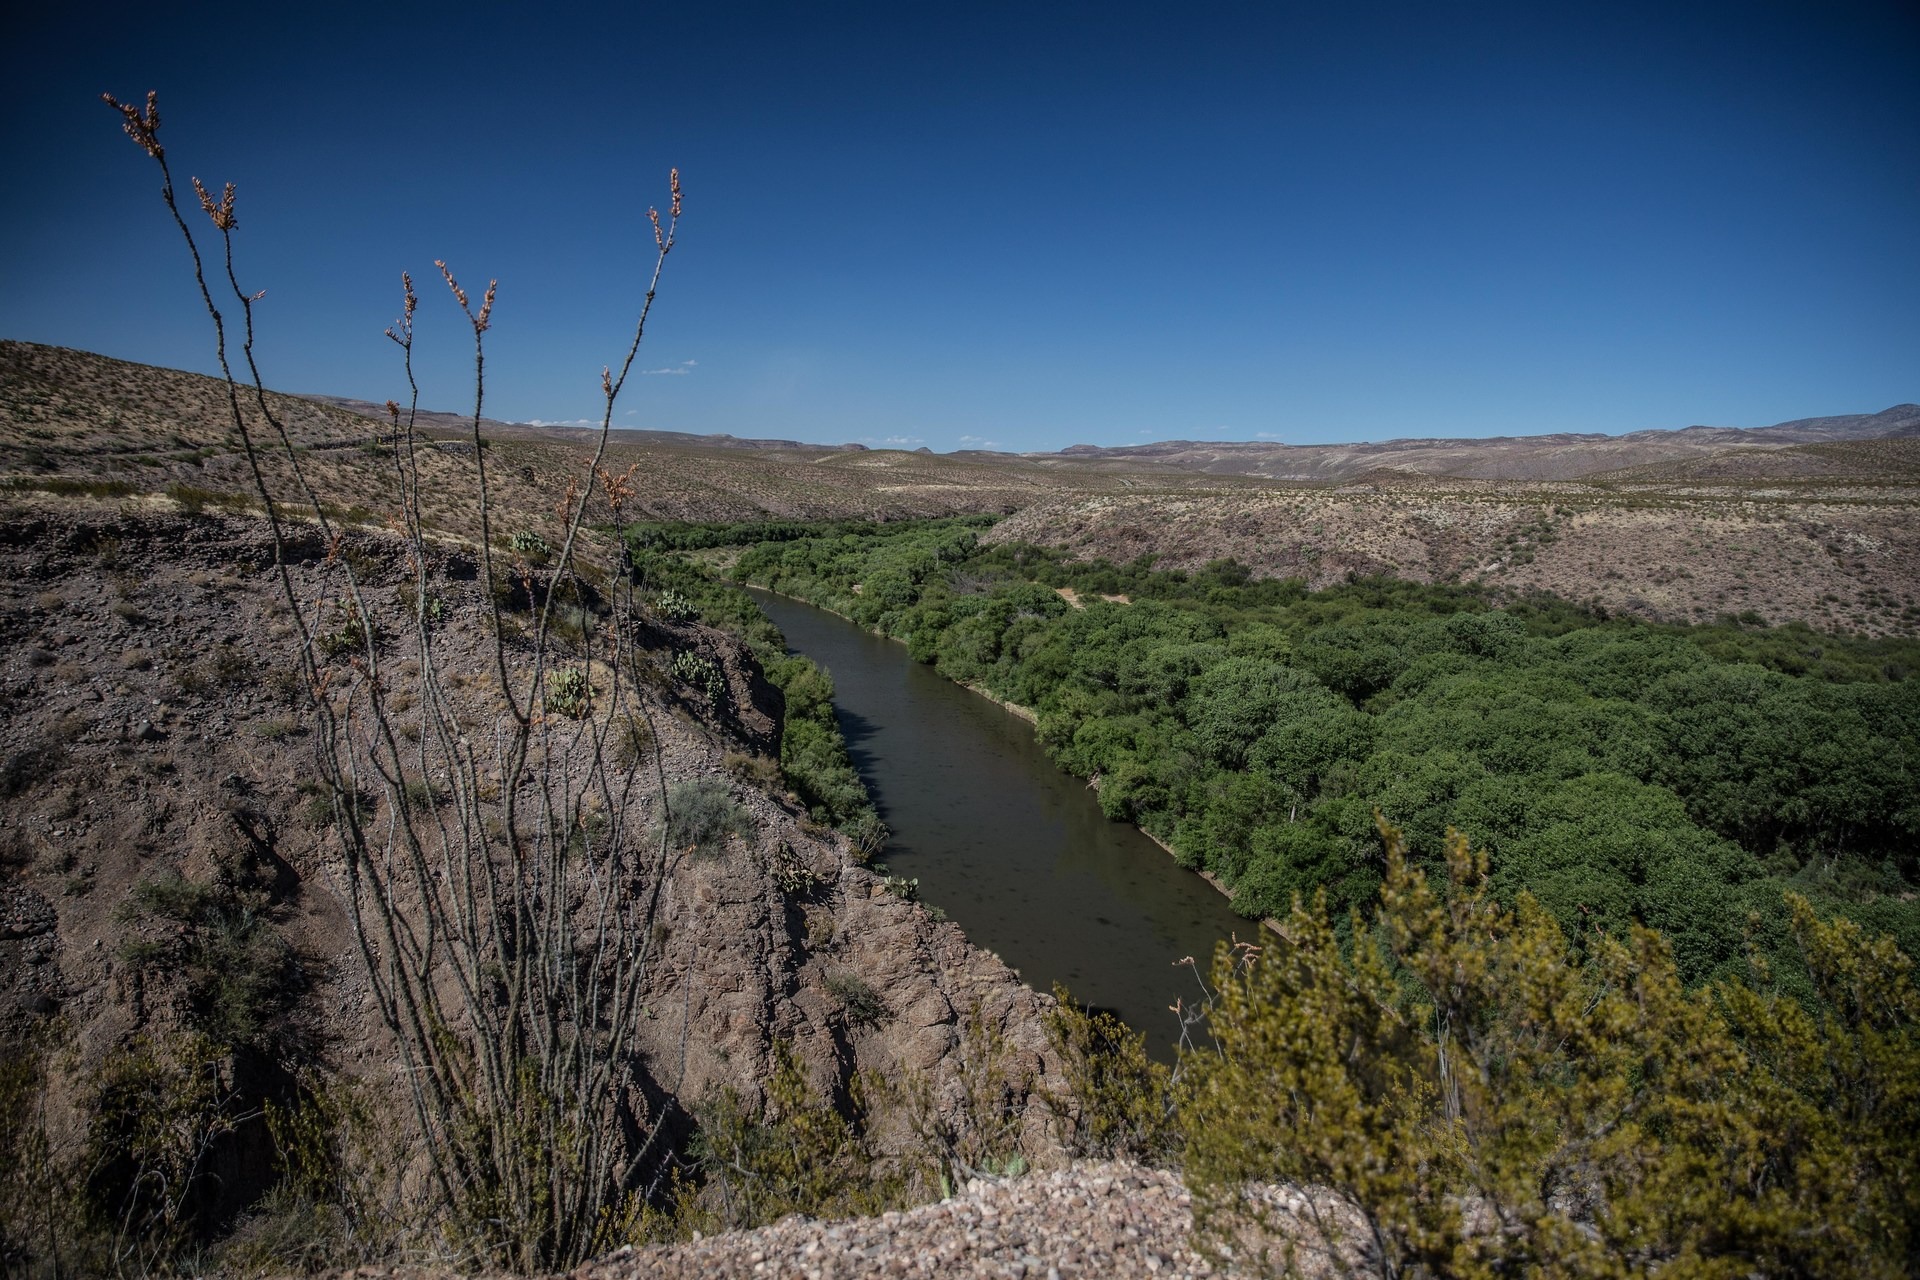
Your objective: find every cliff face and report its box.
[0,502,1063,1230]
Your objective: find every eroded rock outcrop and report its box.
[0,504,1064,1232]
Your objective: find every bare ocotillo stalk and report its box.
[106,90,686,1269]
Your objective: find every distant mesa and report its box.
[1044,404,1920,484]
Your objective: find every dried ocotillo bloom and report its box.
[598,463,640,513]
[386,272,418,347]
[191,176,237,230]
[435,259,468,310]
[102,90,163,159]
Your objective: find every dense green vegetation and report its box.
[627,515,991,552]
[614,516,1919,1271]
[724,518,1920,989]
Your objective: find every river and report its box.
[749,589,1251,1058]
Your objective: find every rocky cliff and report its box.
[0,500,1065,1243]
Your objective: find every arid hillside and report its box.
[6,338,1916,639]
[1043,403,1920,483]
[2,341,1227,540]
[0,499,1073,1270]
[991,466,1920,636]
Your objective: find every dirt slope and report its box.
[0,502,1066,1234]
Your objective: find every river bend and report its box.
[750,589,1249,1056]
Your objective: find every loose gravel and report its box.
[573,1163,1214,1280]
[553,1161,1369,1280]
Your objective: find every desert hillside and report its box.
[0,500,1065,1273]
[7,340,1917,637]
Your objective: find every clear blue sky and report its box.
[4,1,1916,451]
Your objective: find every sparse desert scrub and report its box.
[987,480,1920,636]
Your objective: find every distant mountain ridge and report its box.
[299,394,872,452]
[304,388,1920,483]
[1043,404,1920,483]
[8,339,1911,483]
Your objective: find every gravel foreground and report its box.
[311,1161,1369,1280]
[574,1163,1211,1280]
[575,1161,1370,1280]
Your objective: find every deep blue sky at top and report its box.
[3,1,1916,451]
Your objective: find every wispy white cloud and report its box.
[642,359,699,376]
[1254,431,1284,440]
[526,418,601,428]
[958,435,1002,449]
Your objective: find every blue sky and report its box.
[4,1,1916,452]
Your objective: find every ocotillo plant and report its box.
[106,89,692,1269]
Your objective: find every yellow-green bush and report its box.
[1177,821,1920,1277]
[1043,986,1178,1166]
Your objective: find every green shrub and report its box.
[1043,986,1177,1163]
[0,1030,69,1271]
[1,475,139,499]
[395,580,448,626]
[208,641,254,684]
[165,481,250,514]
[768,840,823,895]
[764,653,887,849]
[550,603,593,646]
[824,973,887,1027]
[82,1033,242,1272]
[219,1074,406,1273]
[903,1002,1033,1190]
[662,778,753,855]
[610,713,655,770]
[315,598,373,661]
[685,1043,916,1234]
[508,529,552,563]
[117,866,304,1054]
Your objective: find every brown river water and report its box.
[749,589,1251,1058]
